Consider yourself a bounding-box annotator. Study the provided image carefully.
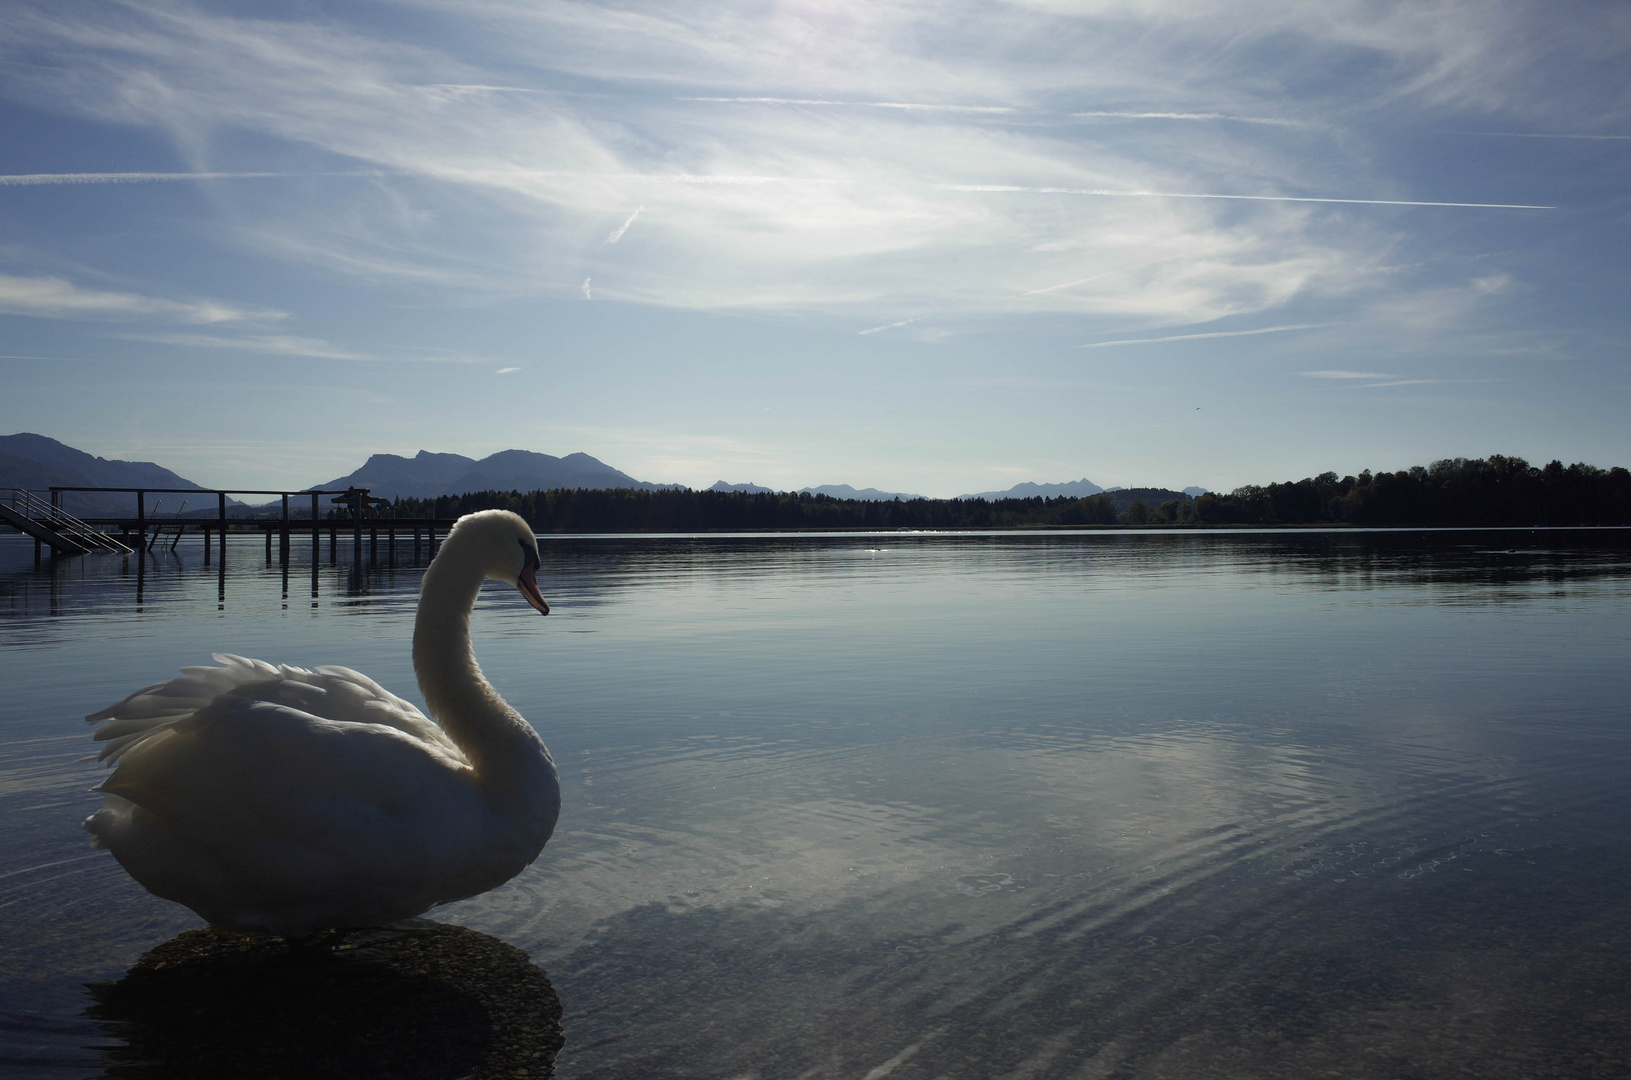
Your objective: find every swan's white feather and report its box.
[88,653,459,763]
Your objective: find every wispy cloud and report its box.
[115,332,367,360]
[496,366,521,374]
[858,317,916,336]
[0,171,387,186]
[1468,132,1631,141]
[605,206,643,244]
[1301,370,1455,389]
[940,185,1554,210]
[0,274,280,323]
[0,0,1604,327]
[1080,324,1341,349]
[582,277,593,300]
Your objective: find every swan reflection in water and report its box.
[87,920,562,1079]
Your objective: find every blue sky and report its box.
[1,1,1627,496]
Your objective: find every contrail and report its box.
[858,317,917,335]
[1070,110,1299,126]
[1079,323,1340,349]
[1468,132,1631,141]
[605,206,643,244]
[941,184,1554,210]
[681,96,1014,113]
[422,84,548,94]
[683,98,1293,121]
[1022,272,1113,296]
[0,171,387,186]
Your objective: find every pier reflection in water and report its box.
[91,922,561,1080]
[1,529,1629,1078]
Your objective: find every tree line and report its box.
[1187,456,1631,527]
[382,456,1631,531]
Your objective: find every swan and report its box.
[83,510,560,938]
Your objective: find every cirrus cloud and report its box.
[0,273,281,324]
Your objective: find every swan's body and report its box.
[84,510,559,937]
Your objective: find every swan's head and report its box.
[446,510,550,615]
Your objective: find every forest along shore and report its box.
[385,456,1631,533]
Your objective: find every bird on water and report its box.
[83,510,560,938]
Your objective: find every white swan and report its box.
[83,510,560,938]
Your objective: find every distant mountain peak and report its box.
[957,477,1104,501]
[710,481,776,494]
[799,483,927,502]
[315,447,667,500]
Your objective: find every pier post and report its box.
[265,528,272,562]
[330,525,337,563]
[280,494,290,564]
[310,492,320,558]
[136,490,146,551]
[204,524,212,564]
[370,525,378,564]
[352,494,362,565]
[217,493,228,561]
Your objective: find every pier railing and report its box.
[2,485,461,565]
[4,488,135,555]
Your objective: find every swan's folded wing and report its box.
[87,654,460,765]
[96,695,486,883]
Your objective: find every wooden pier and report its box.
[4,486,460,566]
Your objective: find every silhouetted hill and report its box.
[316,449,676,500]
[710,481,776,494]
[797,483,927,501]
[0,433,213,516]
[958,478,1105,500]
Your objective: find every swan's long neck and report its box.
[412,546,555,819]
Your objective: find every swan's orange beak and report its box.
[518,561,550,615]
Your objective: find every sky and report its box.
[1,0,1628,497]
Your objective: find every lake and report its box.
[1,527,1628,1078]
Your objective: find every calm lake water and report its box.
[1,528,1628,1078]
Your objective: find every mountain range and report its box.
[1,433,1205,513]
[711,481,930,501]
